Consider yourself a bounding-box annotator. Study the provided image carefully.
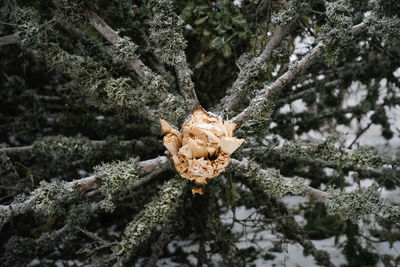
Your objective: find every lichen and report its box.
[32,135,94,161]
[94,157,140,212]
[326,184,400,222]
[320,0,353,65]
[119,178,187,258]
[110,37,139,65]
[11,7,53,50]
[52,0,85,25]
[45,44,148,115]
[148,0,187,65]
[32,180,76,216]
[235,160,305,198]
[326,184,382,221]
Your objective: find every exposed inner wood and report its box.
[161,107,244,187]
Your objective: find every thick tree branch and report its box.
[175,51,200,112]
[84,9,149,80]
[0,156,170,228]
[230,159,329,202]
[232,21,368,125]
[0,34,18,46]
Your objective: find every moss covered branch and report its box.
[148,0,199,112]
[119,178,187,261]
[232,21,368,125]
[221,22,294,113]
[0,156,170,227]
[231,158,329,202]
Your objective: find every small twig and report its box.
[216,32,238,50]
[347,121,374,149]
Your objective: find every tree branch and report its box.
[174,51,200,112]
[146,220,179,267]
[221,23,293,112]
[241,144,390,183]
[0,139,136,157]
[84,9,148,80]
[0,156,170,228]
[0,34,19,46]
[230,159,329,202]
[232,21,368,125]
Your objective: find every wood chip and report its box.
[161,107,244,186]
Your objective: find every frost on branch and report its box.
[161,108,244,186]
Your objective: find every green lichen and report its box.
[65,202,92,227]
[148,0,187,65]
[237,160,305,198]
[326,184,381,221]
[272,0,309,25]
[94,157,140,212]
[11,7,54,50]
[52,0,85,25]
[32,135,94,161]
[321,0,353,65]
[119,178,187,258]
[111,37,139,65]
[45,44,148,115]
[32,180,76,216]
[236,97,275,139]
[316,137,379,169]
[369,14,400,46]
[326,184,400,222]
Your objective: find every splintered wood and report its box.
[161,108,244,189]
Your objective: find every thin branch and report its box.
[232,21,368,125]
[84,10,149,80]
[84,9,180,106]
[0,139,135,157]
[0,34,19,46]
[127,169,165,191]
[0,145,32,156]
[84,9,147,80]
[146,221,178,267]
[221,23,293,112]
[230,159,329,202]
[241,145,388,181]
[347,121,374,149]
